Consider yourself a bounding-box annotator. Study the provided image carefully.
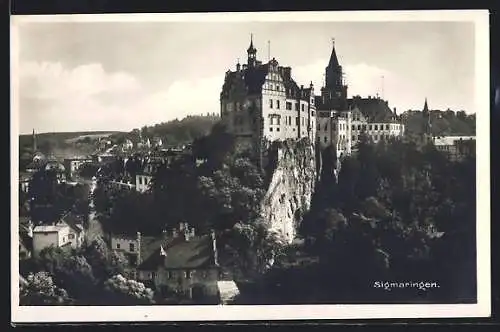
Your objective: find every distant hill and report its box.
[19,131,125,161]
[112,114,221,147]
[402,109,476,137]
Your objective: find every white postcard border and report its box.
[10,10,491,322]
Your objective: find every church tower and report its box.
[247,34,257,67]
[422,98,432,135]
[32,128,37,152]
[321,39,348,110]
[422,98,433,143]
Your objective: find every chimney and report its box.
[242,64,248,71]
[393,107,397,115]
[236,62,241,71]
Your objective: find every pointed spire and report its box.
[423,98,429,113]
[247,33,256,53]
[328,37,340,68]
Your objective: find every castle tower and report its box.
[321,38,348,110]
[247,34,257,67]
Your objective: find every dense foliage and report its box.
[256,133,476,304]
[20,272,72,305]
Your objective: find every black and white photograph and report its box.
[11,10,490,322]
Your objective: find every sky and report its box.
[14,19,476,134]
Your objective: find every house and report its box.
[135,162,156,193]
[32,213,85,256]
[110,231,142,267]
[111,223,221,302]
[32,225,71,257]
[433,136,476,161]
[56,212,85,249]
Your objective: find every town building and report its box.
[110,223,222,302]
[220,35,317,154]
[136,223,221,302]
[63,157,94,179]
[31,213,85,256]
[432,135,476,161]
[135,162,156,193]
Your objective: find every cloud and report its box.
[18,61,224,133]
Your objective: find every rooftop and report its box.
[138,233,217,271]
[33,225,64,233]
[433,136,476,146]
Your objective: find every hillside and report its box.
[111,114,220,147]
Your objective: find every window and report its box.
[184,270,192,279]
[312,111,315,116]
[301,104,305,111]
[358,125,361,130]
[295,103,299,111]
[352,125,355,130]
[374,135,379,140]
[352,135,356,141]
[69,234,75,239]
[269,99,273,108]
[288,116,292,125]
[276,127,280,132]
[269,127,273,132]
[138,177,142,185]
[386,124,390,130]
[324,136,328,143]
[375,125,378,130]
[168,271,173,279]
[270,84,273,90]
[369,125,372,130]
[276,100,280,109]
[317,123,320,130]
[286,102,292,110]
[129,243,135,252]
[296,117,300,125]
[152,272,156,280]
[277,117,281,125]
[116,243,121,249]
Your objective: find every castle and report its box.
[220,36,405,158]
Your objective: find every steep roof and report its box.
[348,97,398,123]
[138,234,218,271]
[58,212,84,233]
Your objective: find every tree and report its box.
[20,272,72,305]
[35,246,97,302]
[83,236,127,281]
[103,275,155,305]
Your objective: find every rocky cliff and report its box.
[259,138,319,244]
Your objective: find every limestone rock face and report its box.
[259,139,318,244]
